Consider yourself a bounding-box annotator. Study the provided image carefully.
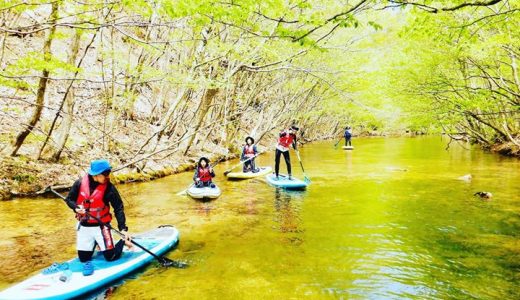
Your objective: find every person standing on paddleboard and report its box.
[344,126,353,146]
[65,159,131,276]
[274,125,298,180]
[242,136,259,173]
[193,157,216,188]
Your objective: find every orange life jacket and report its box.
[76,175,112,224]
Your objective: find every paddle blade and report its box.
[161,257,188,268]
[304,176,312,184]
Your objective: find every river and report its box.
[1,136,519,299]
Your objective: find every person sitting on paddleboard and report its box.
[194,157,216,188]
[242,136,259,173]
[274,125,298,180]
[344,126,352,146]
[65,159,131,276]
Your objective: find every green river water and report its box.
[0,137,519,299]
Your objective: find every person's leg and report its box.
[345,137,347,146]
[243,160,251,172]
[347,138,352,146]
[95,225,124,262]
[275,149,282,178]
[283,151,291,177]
[196,181,203,188]
[77,225,96,262]
[103,240,125,261]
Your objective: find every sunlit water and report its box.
[1,137,519,299]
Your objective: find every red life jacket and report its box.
[278,131,295,148]
[198,167,212,182]
[244,145,255,158]
[76,175,112,224]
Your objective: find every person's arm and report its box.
[240,146,246,160]
[65,179,81,211]
[210,168,216,178]
[279,131,287,137]
[107,185,128,232]
[253,145,258,155]
[193,168,199,182]
[292,135,298,150]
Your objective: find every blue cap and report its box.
[88,159,112,176]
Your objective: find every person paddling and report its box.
[344,126,353,146]
[65,159,131,276]
[274,125,298,180]
[241,136,259,173]
[193,157,216,188]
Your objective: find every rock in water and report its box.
[457,174,472,181]
[474,191,492,199]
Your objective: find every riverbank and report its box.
[0,133,329,200]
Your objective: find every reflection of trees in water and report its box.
[274,189,306,246]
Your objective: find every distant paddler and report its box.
[344,126,353,147]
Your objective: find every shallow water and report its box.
[1,137,519,299]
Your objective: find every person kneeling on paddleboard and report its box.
[194,157,216,188]
[242,136,259,173]
[65,159,132,276]
[344,126,352,146]
[274,125,298,180]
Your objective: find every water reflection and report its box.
[273,189,306,246]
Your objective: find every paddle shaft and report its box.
[48,188,170,265]
[334,137,342,147]
[223,151,262,175]
[295,151,306,173]
[295,150,311,182]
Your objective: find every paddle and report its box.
[47,187,187,268]
[294,150,311,183]
[223,151,263,176]
[334,137,342,148]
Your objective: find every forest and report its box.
[0,0,518,199]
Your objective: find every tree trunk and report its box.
[10,2,59,156]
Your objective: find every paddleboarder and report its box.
[64,159,131,276]
[241,136,259,173]
[193,157,216,188]
[344,126,353,146]
[274,125,298,180]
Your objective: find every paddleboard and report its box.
[226,166,272,180]
[186,184,221,200]
[0,226,179,300]
[265,173,308,190]
[342,146,354,150]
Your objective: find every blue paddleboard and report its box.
[266,173,309,190]
[0,226,179,300]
